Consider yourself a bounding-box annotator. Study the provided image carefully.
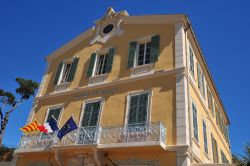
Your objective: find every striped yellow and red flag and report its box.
[20,120,40,133]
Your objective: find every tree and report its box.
[0,78,39,145]
[233,142,250,166]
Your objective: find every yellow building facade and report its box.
[15,8,232,166]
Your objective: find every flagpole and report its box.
[35,118,56,142]
[60,114,79,143]
[71,114,79,127]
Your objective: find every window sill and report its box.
[88,73,109,85]
[54,82,70,92]
[130,63,154,77]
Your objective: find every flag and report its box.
[38,118,59,133]
[20,120,40,133]
[57,117,78,140]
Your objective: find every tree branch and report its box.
[7,99,23,114]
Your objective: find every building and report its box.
[15,8,232,166]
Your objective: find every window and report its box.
[224,125,229,142]
[192,102,199,141]
[53,57,79,85]
[221,150,229,163]
[207,87,214,115]
[41,107,62,139]
[137,42,151,66]
[127,92,150,125]
[203,120,208,154]
[197,63,205,97]
[211,134,219,163]
[60,63,72,83]
[215,105,220,126]
[87,48,115,78]
[95,53,109,75]
[45,107,61,123]
[102,24,114,34]
[189,47,195,76]
[128,35,160,69]
[81,101,101,127]
[79,101,102,144]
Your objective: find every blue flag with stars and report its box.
[57,117,78,141]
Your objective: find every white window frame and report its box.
[135,40,151,67]
[79,98,104,128]
[57,58,75,85]
[203,119,209,155]
[91,47,113,77]
[43,104,64,127]
[124,90,152,126]
[191,101,199,142]
[197,63,206,98]
[189,45,195,77]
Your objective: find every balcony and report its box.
[16,122,166,152]
[99,122,166,148]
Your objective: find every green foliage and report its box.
[15,78,39,100]
[233,142,250,166]
[0,145,15,161]
[0,90,16,107]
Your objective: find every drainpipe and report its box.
[184,22,193,163]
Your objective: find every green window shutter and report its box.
[128,95,138,124]
[53,62,63,85]
[67,57,79,82]
[87,53,96,77]
[127,41,137,68]
[106,48,116,73]
[128,93,149,125]
[150,35,160,63]
[137,94,148,123]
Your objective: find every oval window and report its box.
[102,24,114,34]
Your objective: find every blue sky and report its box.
[0,0,249,156]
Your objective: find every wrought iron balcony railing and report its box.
[100,122,166,145]
[16,122,166,152]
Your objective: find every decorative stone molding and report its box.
[115,158,160,166]
[130,63,154,76]
[54,82,70,92]
[90,7,128,45]
[88,74,108,85]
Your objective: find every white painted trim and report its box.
[133,36,153,68]
[43,104,64,127]
[78,98,104,127]
[191,99,199,143]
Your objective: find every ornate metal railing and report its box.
[100,122,166,145]
[17,133,54,150]
[17,126,99,150]
[17,122,166,151]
